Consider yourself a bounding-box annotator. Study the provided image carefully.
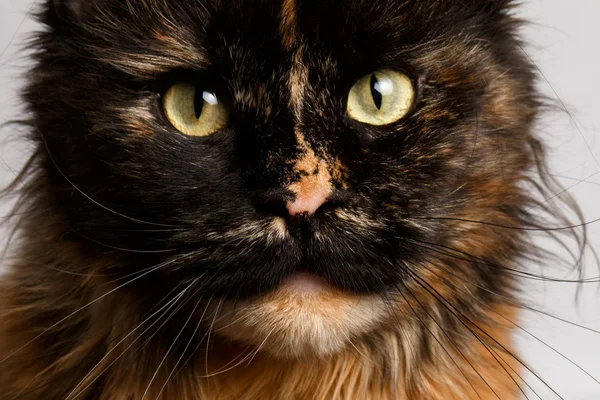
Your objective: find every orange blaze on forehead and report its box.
[280,0,308,122]
[280,0,299,51]
[279,1,348,198]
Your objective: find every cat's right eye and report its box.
[162,82,229,137]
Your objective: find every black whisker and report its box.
[406,215,599,233]
[406,238,598,283]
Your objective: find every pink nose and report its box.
[286,184,331,216]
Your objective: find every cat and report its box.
[0,0,590,399]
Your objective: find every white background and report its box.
[0,1,599,398]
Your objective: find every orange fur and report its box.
[287,132,333,205]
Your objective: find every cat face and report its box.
[34,0,536,356]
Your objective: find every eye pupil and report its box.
[194,86,204,119]
[370,74,383,110]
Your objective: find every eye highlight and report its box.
[162,82,229,137]
[347,70,415,126]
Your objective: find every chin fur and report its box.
[212,285,390,358]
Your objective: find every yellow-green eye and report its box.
[347,69,414,126]
[162,82,229,137]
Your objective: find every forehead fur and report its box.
[46,0,518,79]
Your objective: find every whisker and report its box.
[155,295,212,400]
[0,207,53,221]
[343,335,377,367]
[515,43,600,169]
[416,257,600,388]
[96,228,187,233]
[1,256,120,278]
[406,273,535,400]
[197,327,276,379]
[525,171,600,213]
[407,238,599,283]
[544,173,600,188]
[204,297,224,379]
[409,241,600,335]
[141,297,202,399]
[12,285,189,400]
[36,127,179,228]
[0,0,37,59]
[405,269,557,400]
[244,326,276,367]
[66,288,188,399]
[102,261,185,287]
[170,297,216,380]
[67,283,194,400]
[394,282,487,400]
[131,282,206,361]
[68,230,178,254]
[0,255,184,367]
[406,215,600,233]
[2,292,150,367]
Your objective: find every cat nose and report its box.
[255,132,347,222]
[254,187,348,240]
[286,184,331,217]
[254,185,334,221]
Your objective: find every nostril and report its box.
[316,190,352,215]
[313,200,339,216]
[253,190,293,220]
[254,189,352,225]
[286,188,352,218]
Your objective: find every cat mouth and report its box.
[280,271,329,293]
[176,207,404,300]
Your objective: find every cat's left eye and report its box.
[162,82,229,137]
[347,69,415,126]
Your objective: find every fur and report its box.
[0,0,582,398]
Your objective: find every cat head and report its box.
[24,0,540,357]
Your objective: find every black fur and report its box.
[17,0,537,304]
